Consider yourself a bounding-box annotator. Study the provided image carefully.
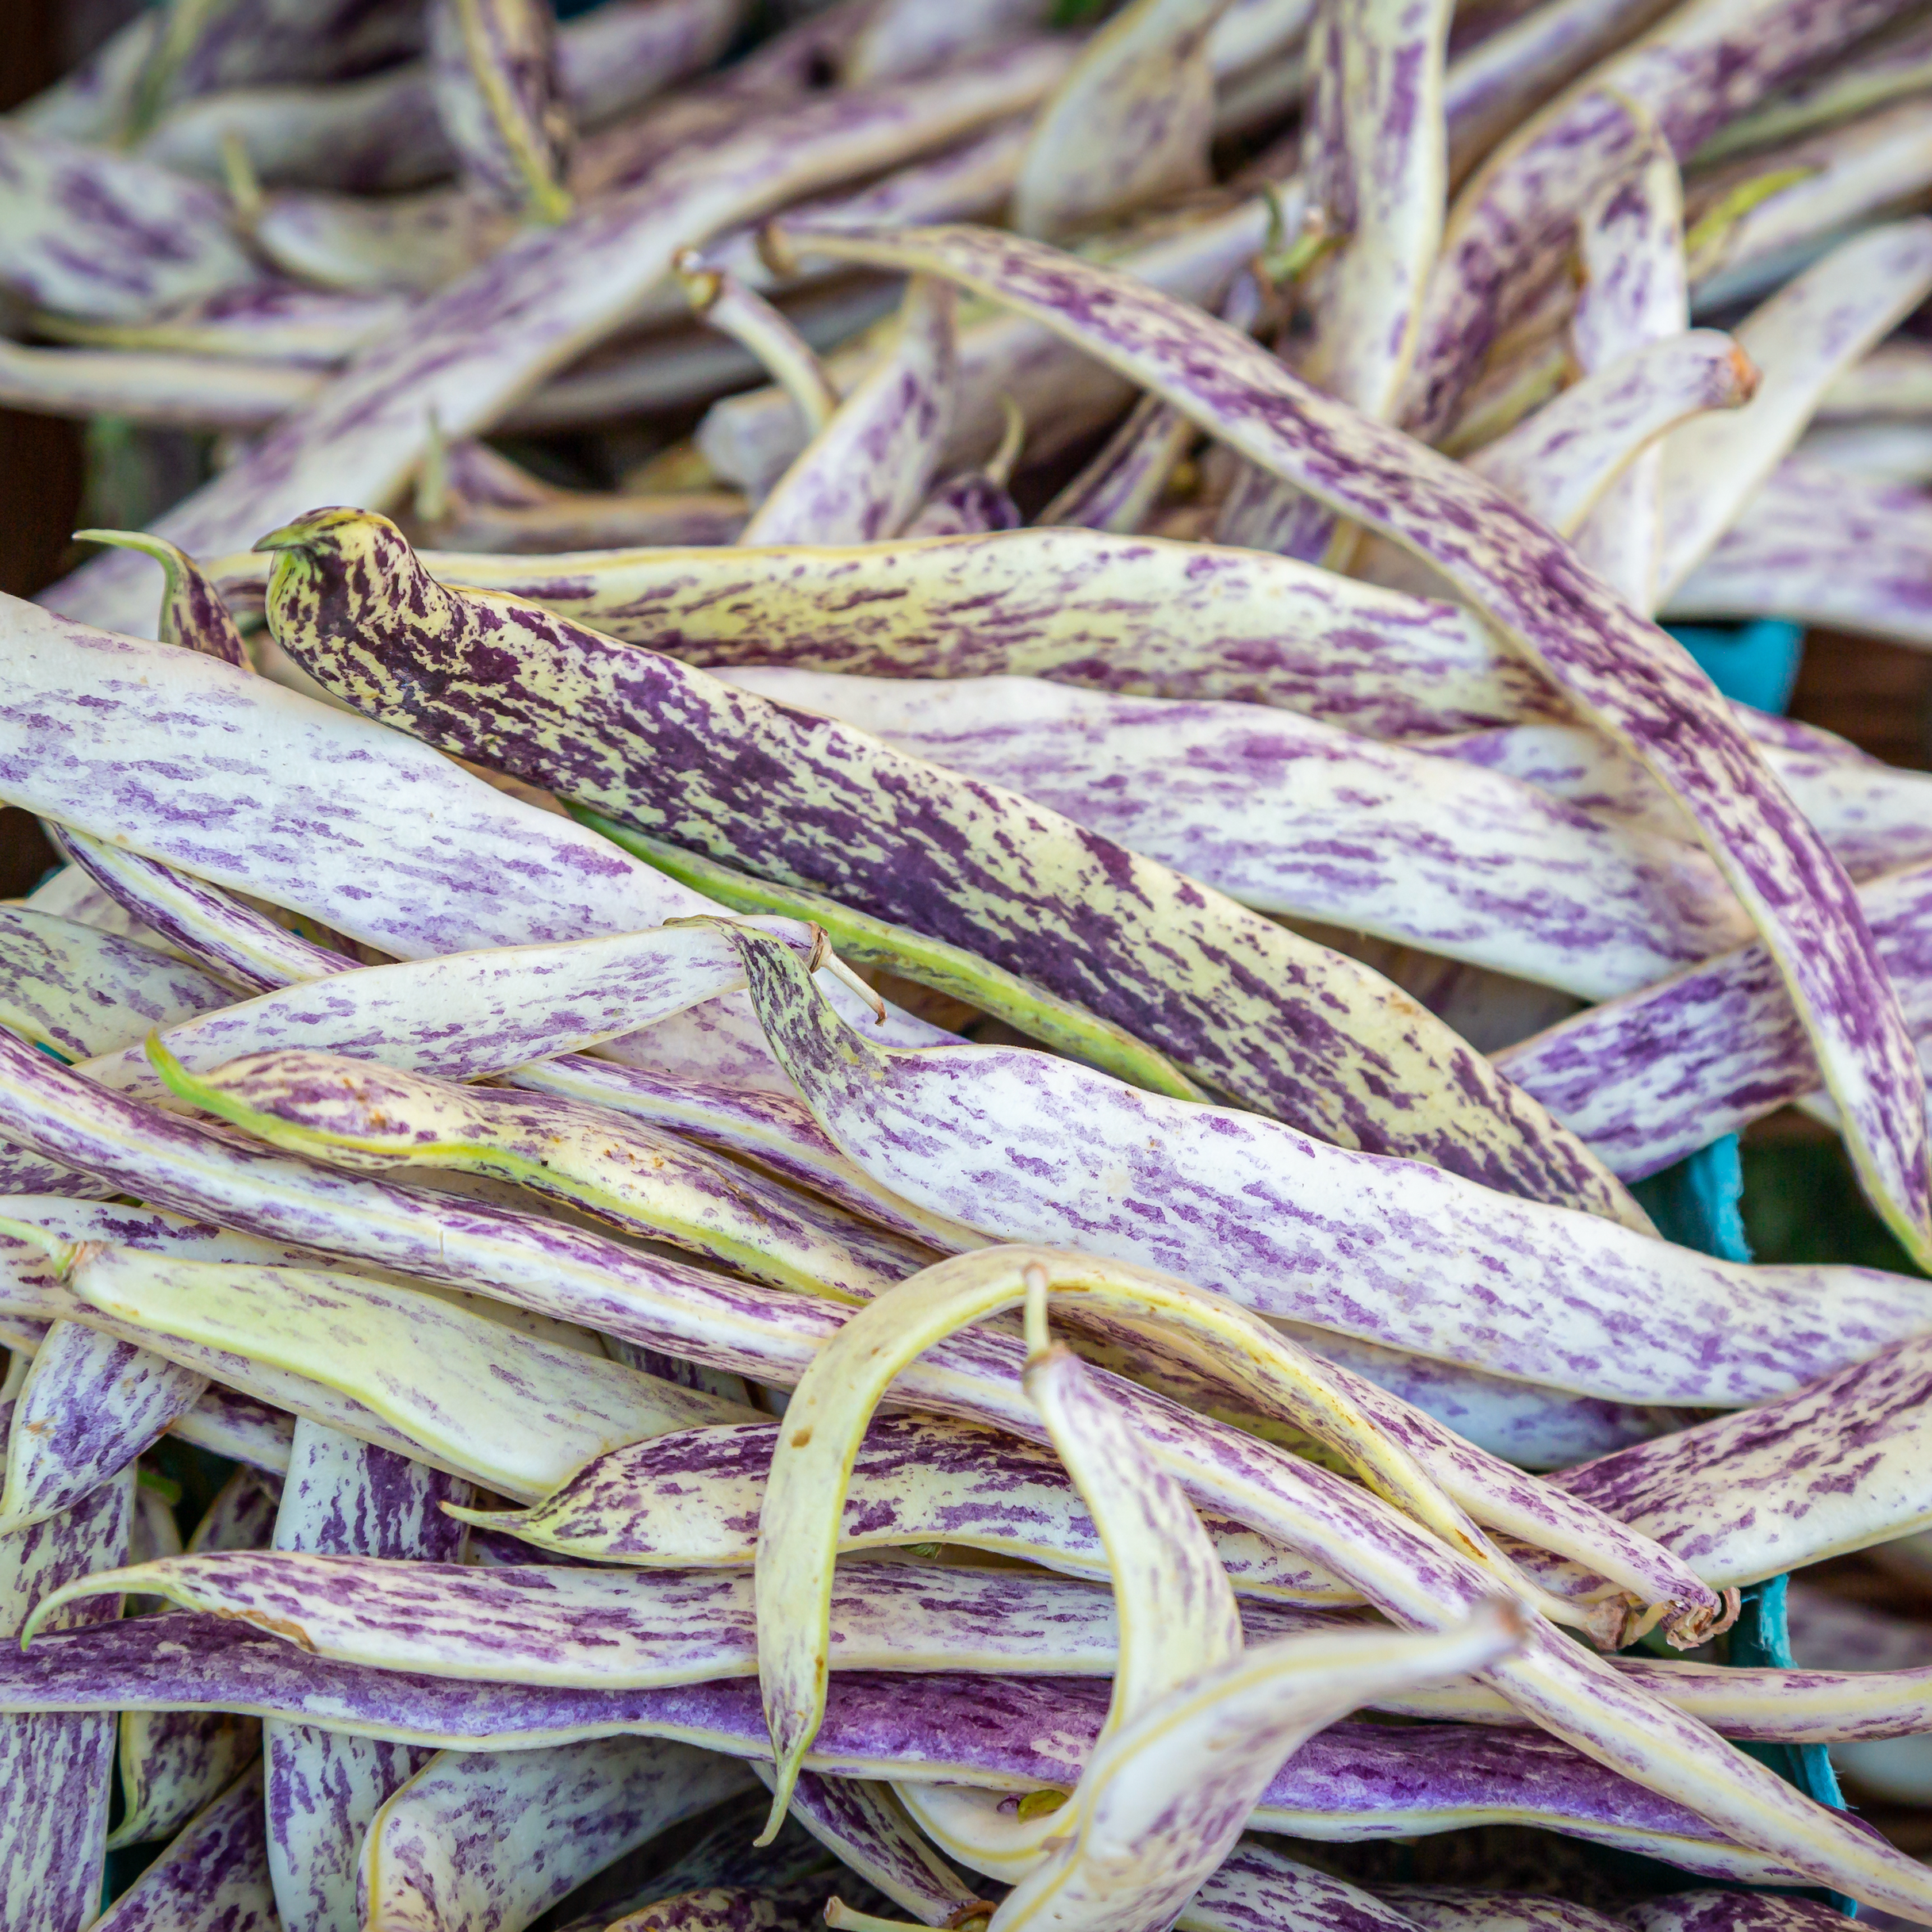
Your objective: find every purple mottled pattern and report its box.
[1666,457,1932,646]
[1547,1332,1932,1585]
[266,1420,470,1932]
[1404,0,1918,438]
[903,469,1022,535]
[96,1762,277,1931]
[36,43,1071,639]
[0,125,259,322]
[404,525,1559,738]
[1045,387,1194,534]
[266,511,1635,1214]
[1623,1892,1850,1932]
[1469,330,1754,535]
[746,276,956,545]
[0,903,229,1061]
[1495,855,1932,1179]
[364,1737,754,1930]
[763,217,1932,1262]
[719,926,1932,1408]
[0,1463,132,1930]
[724,666,1752,1001]
[0,1037,1923,1911]
[1382,1886,1627,1932]
[1194,1838,1421,1932]
[3,1318,208,1530]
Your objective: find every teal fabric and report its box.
[1671,618,1807,715]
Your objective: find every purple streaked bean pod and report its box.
[171,1383,296,1472]
[1378,1889,1627,1932]
[1543,1332,1932,1587]
[1041,388,1195,532]
[25,1549,1301,1690]
[1654,219,1932,600]
[72,530,248,665]
[262,509,1640,1216]
[1688,98,1932,312]
[1214,0,1453,562]
[773,1769,983,1924]
[0,1320,206,1533]
[764,215,1932,1269]
[459,1413,1351,1602]
[0,907,229,1063]
[265,1420,465,1932]
[94,1762,277,1932]
[743,277,956,544]
[708,923,1932,1406]
[845,0,1052,83]
[1178,1838,1419,1932]
[1493,854,1932,1179]
[0,340,321,433]
[159,1045,934,1298]
[245,182,520,298]
[1663,454,1932,646]
[1010,0,1226,240]
[363,1738,757,1932]
[429,0,574,221]
[719,666,1753,999]
[36,41,1075,642]
[1626,1898,1846,1932]
[0,1460,132,1932]
[63,1248,754,1499]
[0,1619,1844,1882]
[1469,331,1757,536]
[0,125,261,324]
[1817,335,1932,419]
[386,527,1558,736]
[1402,0,1919,441]
[1566,125,1685,608]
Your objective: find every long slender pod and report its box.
[0,1321,207,1531]
[263,1420,470,1932]
[261,509,1643,1217]
[762,214,1932,1264]
[742,278,956,546]
[109,1467,274,1850]
[359,1739,755,1932]
[36,43,1075,638]
[2,1038,1925,1907]
[0,1461,132,1931]
[94,1763,278,1932]
[1215,0,1454,560]
[428,0,574,222]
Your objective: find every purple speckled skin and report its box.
[1624,1893,1849,1932]
[0,1040,1921,1908]
[428,0,573,213]
[0,1614,1824,1880]
[265,510,1637,1214]
[96,1763,278,1932]
[266,1421,468,1932]
[0,1463,131,1932]
[766,219,1932,1266]
[484,1413,1348,1601]
[1666,456,1932,646]
[54,828,351,995]
[0,125,259,322]
[1045,388,1191,534]
[904,469,1022,536]
[746,277,956,546]
[1194,1839,1420,1932]
[36,41,1071,639]
[723,666,1752,1002]
[3,1319,207,1530]
[1403,0,1916,439]
[1469,330,1754,535]
[1496,855,1932,1179]
[1381,1885,1625,1932]
[364,1737,756,1932]
[0,903,230,1060]
[400,526,1561,738]
[716,925,1932,1408]
[1547,1332,1932,1586]
[780,1766,981,1922]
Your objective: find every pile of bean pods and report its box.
[3,0,1932,1925]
